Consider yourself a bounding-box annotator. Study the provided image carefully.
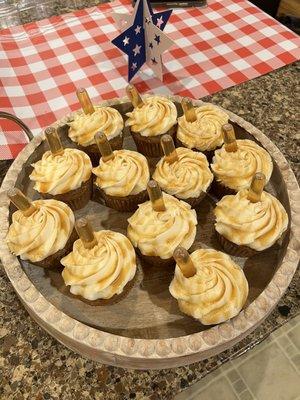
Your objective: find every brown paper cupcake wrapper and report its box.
[174,183,212,208]
[210,179,236,198]
[216,231,258,258]
[31,228,78,269]
[65,269,137,306]
[136,248,175,268]
[77,133,124,166]
[175,137,216,162]
[40,176,92,211]
[131,125,177,158]
[93,184,148,212]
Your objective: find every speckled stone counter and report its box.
[0,3,299,398]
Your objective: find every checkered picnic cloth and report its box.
[0,0,299,159]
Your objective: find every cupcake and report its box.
[61,218,137,301]
[214,173,289,257]
[92,132,150,211]
[211,124,273,198]
[169,247,249,325]
[68,88,124,165]
[152,135,213,207]
[125,85,177,157]
[177,99,229,161]
[29,126,92,211]
[6,189,76,269]
[127,180,197,266]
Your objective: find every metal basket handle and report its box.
[0,111,34,141]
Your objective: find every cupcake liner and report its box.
[175,137,216,162]
[136,248,175,268]
[31,228,78,269]
[40,176,92,211]
[93,184,148,212]
[131,126,177,158]
[77,133,124,166]
[65,269,137,306]
[210,179,236,198]
[180,185,211,208]
[216,231,258,258]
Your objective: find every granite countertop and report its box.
[0,2,299,399]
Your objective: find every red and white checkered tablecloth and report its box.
[0,0,299,159]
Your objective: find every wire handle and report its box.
[0,111,33,142]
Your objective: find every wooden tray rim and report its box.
[0,96,299,368]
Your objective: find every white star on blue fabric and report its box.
[112,0,146,81]
[123,36,130,46]
[133,44,141,56]
[156,16,164,29]
[135,25,141,34]
[112,0,173,81]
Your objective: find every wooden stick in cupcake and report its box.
[147,180,166,212]
[173,246,197,278]
[222,123,238,152]
[95,131,115,162]
[126,84,144,108]
[75,218,97,249]
[161,134,179,164]
[8,188,36,217]
[76,87,95,115]
[181,98,197,123]
[247,172,266,203]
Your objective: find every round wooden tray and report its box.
[0,96,299,370]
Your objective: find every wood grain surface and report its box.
[13,116,290,339]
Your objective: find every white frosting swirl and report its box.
[68,106,124,146]
[30,148,92,195]
[153,147,213,199]
[127,193,197,259]
[214,189,288,251]
[7,199,75,262]
[211,139,273,191]
[177,104,229,151]
[61,230,136,300]
[126,96,177,137]
[169,249,249,325]
[92,150,149,196]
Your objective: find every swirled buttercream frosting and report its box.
[30,148,92,195]
[214,189,288,251]
[68,106,124,146]
[127,193,197,259]
[92,150,150,196]
[61,230,137,300]
[126,96,177,137]
[153,147,213,199]
[211,139,273,191]
[169,249,249,325]
[177,104,229,151]
[7,199,75,262]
